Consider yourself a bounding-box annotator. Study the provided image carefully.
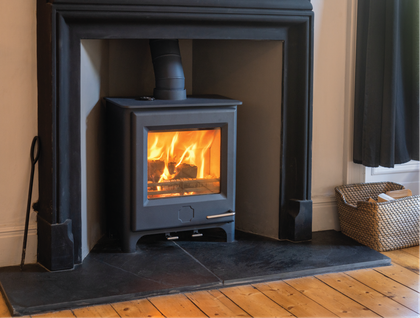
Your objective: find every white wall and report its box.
[311,0,363,231]
[0,0,38,267]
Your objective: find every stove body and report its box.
[105,96,240,251]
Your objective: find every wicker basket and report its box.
[335,182,420,251]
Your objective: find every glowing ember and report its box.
[147,128,221,199]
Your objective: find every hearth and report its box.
[0,231,391,316]
[105,96,240,252]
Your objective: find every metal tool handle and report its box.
[30,136,40,165]
[21,136,40,270]
[206,212,235,219]
[165,233,179,240]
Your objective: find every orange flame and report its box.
[147,128,221,198]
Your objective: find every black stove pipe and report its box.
[149,39,187,100]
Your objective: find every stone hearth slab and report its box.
[175,230,390,285]
[0,231,390,316]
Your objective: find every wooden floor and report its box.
[1,246,418,318]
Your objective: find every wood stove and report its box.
[105,96,240,252]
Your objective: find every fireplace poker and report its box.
[21,136,40,271]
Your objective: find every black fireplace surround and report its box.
[37,0,314,271]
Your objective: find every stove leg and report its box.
[122,233,142,253]
[220,222,235,242]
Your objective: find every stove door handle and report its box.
[206,212,235,219]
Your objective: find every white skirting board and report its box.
[312,199,340,232]
[0,226,37,268]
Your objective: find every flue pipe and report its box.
[149,39,187,100]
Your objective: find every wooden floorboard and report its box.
[285,276,380,317]
[254,280,337,317]
[185,289,250,318]
[316,272,418,317]
[0,295,10,318]
[374,263,420,292]
[32,310,75,317]
[111,299,164,318]
[219,285,294,317]
[72,305,120,317]
[0,246,418,318]
[148,294,207,318]
[401,246,420,258]
[345,268,420,313]
[381,249,420,274]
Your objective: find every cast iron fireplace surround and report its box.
[37,0,314,271]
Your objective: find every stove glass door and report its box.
[147,127,221,199]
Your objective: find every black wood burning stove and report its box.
[106,96,240,251]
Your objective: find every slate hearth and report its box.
[0,230,390,316]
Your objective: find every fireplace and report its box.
[105,95,240,252]
[37,0,314,271]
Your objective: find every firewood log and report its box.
[168,162,176,175]
[148,160,165,183]
[174,163,197,179]
[385,189,412,199]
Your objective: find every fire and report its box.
[147,128,221,199]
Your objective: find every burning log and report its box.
[167,162,197,179]
[148,160,165,183]
[168,162,176,175]
[147,177,220,199]
[147,178,219,187]
[174,163,197,179]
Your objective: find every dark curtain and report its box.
[353,0,419,168]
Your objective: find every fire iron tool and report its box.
[21,136,40,270]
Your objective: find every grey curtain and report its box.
[353,0,419,168]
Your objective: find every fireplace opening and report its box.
[147,127,221,199]
[81,38,283,257]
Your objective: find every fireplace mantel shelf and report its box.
[47,0,313,11]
